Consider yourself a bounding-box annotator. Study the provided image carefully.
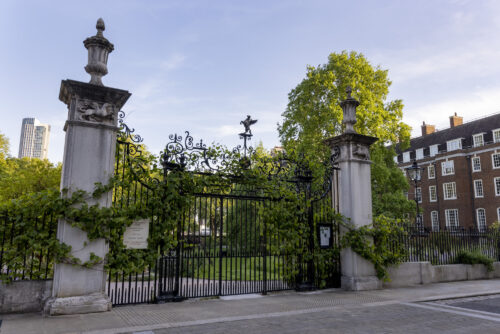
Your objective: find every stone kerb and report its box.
[44,19,131,316]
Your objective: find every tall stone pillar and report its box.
[45,19,131,315]
[324,87,379,291]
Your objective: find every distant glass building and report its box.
[18,118,50,159]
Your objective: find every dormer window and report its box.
[430,144,439,157]
[446,138,462,152]
[416,148,424,160]
[403,152,410,163]
[493,129,500,143]
[473,133,484,147]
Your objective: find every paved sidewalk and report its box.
[1,280,500,334]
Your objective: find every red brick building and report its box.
[396,113,500,231]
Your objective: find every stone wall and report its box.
[0,280,52,314]
[384,262,500,288]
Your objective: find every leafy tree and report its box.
[278,51,413,218]
[0,132,9,159]
[0,132,61,203]
[0,158,62,203]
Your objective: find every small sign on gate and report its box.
[318,223,333,249]
[123,219,149,249]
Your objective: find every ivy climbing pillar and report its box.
[45,19,131,315]
[324,87,380,291]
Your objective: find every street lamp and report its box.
[406,159,425,229]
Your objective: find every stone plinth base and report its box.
[341,275,381,291]
[44,293,111,316]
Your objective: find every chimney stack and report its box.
[421,121,436,136]
[449,113,463,128]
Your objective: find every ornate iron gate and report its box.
[107,115,340,305]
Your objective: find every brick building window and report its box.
[476,208,486,232]
[430,145,439,157]
[492,153,500,169]
[429,186,437,202]
[428,165,435,179]
[472,157,481,172]
[403,152,410,163]
[416,148,424,160]
[447,139,462,152]
[495,177,500,196]
[416,187,422,203]
[443,182,457,200]
[474,179,484,198]
[442,160,454,175]
[494,129,500,143]
[473,134,484,147]
[445,209,459,229]
[431,211,439,231]
[497,207,500,221]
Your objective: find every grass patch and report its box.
[182,255,286,281]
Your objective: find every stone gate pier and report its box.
[325,88,381,291]
[44,19,131,315]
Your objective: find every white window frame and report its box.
[441,160,455,176]
[493,129,500,143]
[473,133,484,147]
[447,138,462,152]
[431,211,439,231]
[416,187,422,203]
[428,165,435,179]
[429,185,437,202]
[474,179,484,198]
[495,177,500,196]
[476,208,486,232]
[430,144,439,157]
[497,207,500,222]
[403,152,410,163]
[445,209,459,229]
[471,156,481,172]
[416,148,424,160]
[443,182,457,200]
[492,153,500,169]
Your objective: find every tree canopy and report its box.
[278,51,414,218]
[0,132,61,203]
[0,132,9,159]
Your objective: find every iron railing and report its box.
[388,226,500,265]
[0,211,58,281]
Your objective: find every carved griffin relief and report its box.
[76,99,115,123]
[352,144,370,160]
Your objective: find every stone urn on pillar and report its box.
[45,19,131,315]
[324,87,380,291]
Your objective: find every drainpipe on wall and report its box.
[434,162,441,230]
[465,155,476,229]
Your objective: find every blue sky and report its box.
[1,0,500,162]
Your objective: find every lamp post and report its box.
[406,159,424,229]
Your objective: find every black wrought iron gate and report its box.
[108,115,340,306]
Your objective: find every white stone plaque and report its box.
[123,219,149,249]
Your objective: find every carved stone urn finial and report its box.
[83,18,114,86]
[96,18,105,37]
[340,85,359,134]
